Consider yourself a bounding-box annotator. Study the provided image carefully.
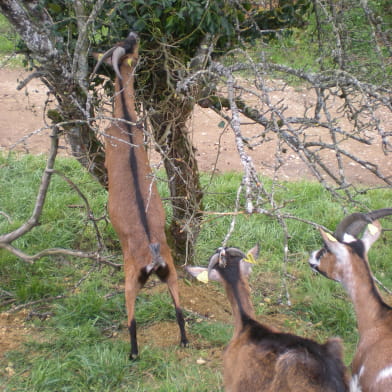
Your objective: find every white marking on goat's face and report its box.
[375,365,392,385]
[308,250,321,269]
[308,248,343,282]
[309,243,355,289]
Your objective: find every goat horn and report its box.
[334,208,392,241]
[334,213,370,241]
[207,247,246,277]
[365,208,392,222]
[207,253,220,279]
[112,46,126,80]
[91,46,117,79]
[224,248,246,259]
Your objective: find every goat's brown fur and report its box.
[95,32,188,359]
[309,218,392,391]
[188,246,348,391]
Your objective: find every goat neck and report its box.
[221,262,258,337]
[188,245,349,392]
[208,246,260,336]
[343,246,390,336]
[112,56,138,132]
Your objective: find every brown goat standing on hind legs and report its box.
[92,32,188,359]
[308,208,392,392]
[187,245,349,391]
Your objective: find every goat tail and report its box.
[323,338,348,392]
[147,243,166,273]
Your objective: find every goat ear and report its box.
[185,266,222,283]
[240,260,253,277]
[320,229,348,259]
[208,269,222,282]
[247,244,260,260]
[186,266,206,280]
[361,220,382,253]
[240,244,260,277]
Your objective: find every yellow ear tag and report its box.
[196,270,209,284]
[325,232,338,242]
[244,252,257,264]
[127,58,133,67]
[368,223,379,235]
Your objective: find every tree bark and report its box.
[150,97,203,263]
[0,0,108,187]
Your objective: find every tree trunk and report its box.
[43,74,108,187]
[1,0,204,261]
[0,1,108,187]
[150,97,203,264]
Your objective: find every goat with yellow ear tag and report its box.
[308,208,392,392]
[187,244,348,392]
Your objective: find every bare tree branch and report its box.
[0,123,120,269]
[0,125,59,244]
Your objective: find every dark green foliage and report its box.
[90,0,311,56]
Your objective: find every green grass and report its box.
[0,14,23,67]
[1,153,392,390]
[0,14,16,53]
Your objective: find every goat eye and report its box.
[316,247,327,259]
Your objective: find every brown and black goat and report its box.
[93,32,188,359]
[187,245,348,392]
[308,208,392,392]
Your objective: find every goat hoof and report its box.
[180,339,189,348]
[129,352,139,361]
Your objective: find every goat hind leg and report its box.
[165,268,188,348]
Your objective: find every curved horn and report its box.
[365,208,392,222]
[111,46,126,80]
[207,252,220,279]
[334,213,370,241]
[91,46,117,79]
[91,32,137,80]
[207,247,246,277]
[334,208,392,241]
[224,248,246,259]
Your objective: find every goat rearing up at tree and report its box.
[93,32,188,359]
[187,245,348,391]
[308,208,392,392]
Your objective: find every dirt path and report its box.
[1,68,391,184]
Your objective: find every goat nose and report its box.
[308,252,320,268]
[309,261,318,270]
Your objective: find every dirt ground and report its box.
[0,68,391,362]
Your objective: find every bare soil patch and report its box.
[1,68,391,184]
[0,310,32,357]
